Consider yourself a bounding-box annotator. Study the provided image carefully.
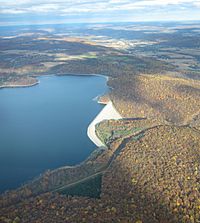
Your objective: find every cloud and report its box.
[0,0,200,24]
[193,0,200,7]
[28,4,60,13]
[1,0,200,14]
[0,9,27,14]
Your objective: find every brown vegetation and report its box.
[109,74,200,125]
[0,125,199,223]
[101,125,200,223]
[0,76,38,88]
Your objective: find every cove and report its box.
[0,75,108,193]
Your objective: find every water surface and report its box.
[0,75,107,193]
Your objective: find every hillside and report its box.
[109,74,200,125]
[1,124,199,223]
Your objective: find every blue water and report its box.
[0,75,107,193]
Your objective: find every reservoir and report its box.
[0,75,108,193]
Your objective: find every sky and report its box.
[0,0,200,25]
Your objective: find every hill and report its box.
[0,124,199,223]
[109,74,200,125]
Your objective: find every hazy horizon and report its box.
[0,0,200,26]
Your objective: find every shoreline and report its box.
[87,101,122,147]
[26,100,122,189]
[0,73,109,90]
[0,72,119,148]
[0,73,118,193]
[0,80,40,89]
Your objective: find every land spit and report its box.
[0,81,39,89]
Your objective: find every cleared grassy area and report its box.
[96,120,144,144]
[131,132,145,142]
[56,52,98,61]
[59,174,102,199]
